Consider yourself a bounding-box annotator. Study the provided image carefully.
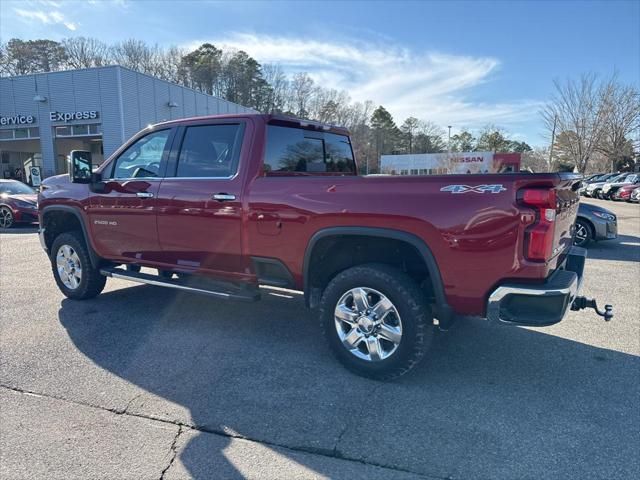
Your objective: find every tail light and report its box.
[519,188,557,262]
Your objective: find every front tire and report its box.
[319,264,434,380]
[574,219,593,247]
[51,231,106,300]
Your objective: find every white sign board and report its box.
[29,166,42,187]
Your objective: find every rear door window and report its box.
[264,125,356,175]
[175,123,244,178]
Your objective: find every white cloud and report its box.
[189,32,541,132]
[14,7,77,31]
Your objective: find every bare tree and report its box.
[262,63,289,113]
[62,37,111,69]
[521,147,550,172]
[110,39,160,75]
[597,75,640,171]
[289,72,314,118]
[541,74,607,173]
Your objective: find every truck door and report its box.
[87,128,174,261]
[155,121,247,277]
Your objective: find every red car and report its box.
[0,179,38,228]
[37,114,612,379]
[613,181,640,202]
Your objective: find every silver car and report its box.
[574,203,617,247]
[583,173,620,197]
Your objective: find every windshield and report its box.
[0,181,35,195]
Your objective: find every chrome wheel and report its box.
[334,287,402,362]
[0,207,13,228]
[56,245,83,290]
[574,222,589,246]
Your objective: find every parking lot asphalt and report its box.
[1,198,638,479]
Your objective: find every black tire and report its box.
[574,219,593,247]
[319,263,434,381]
[51,231,106,300]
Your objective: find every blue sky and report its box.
[1,0,639,146]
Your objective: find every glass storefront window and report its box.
[55,126,72,136]
[14,129,28,139]
[0,130,12,140]
[55,124,101,137]
[28,128,39,138]
[73,125,89,135]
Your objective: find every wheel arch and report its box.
[41,205,101,268]
[576,215,595,238]
[303,227,453,326]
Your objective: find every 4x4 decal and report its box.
[440,184,507,194]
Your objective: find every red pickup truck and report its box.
[38,114,611,379]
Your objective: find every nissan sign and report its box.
[50,111,99,123]
[0,115,35,126]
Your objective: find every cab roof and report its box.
[153,113,351,136]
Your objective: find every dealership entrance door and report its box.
[53,123,103,174]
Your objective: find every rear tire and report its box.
[319,263,434,380]
[51,231,106,300]
[0,206,14,228]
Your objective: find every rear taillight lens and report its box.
[519,188,557,262]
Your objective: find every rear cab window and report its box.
[263,124,356,176]
[173,123,245,178]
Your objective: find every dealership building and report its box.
[0,66,255,181]
[380,151,522,175]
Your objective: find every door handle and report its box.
[136,192,154,198]
[212,193,236,202]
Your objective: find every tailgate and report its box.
[517,173,582,263]
[552,175,582,259]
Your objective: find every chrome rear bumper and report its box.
[486,247,586,326]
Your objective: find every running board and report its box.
[100,267,260,302]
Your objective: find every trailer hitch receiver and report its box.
[571,296,613,321]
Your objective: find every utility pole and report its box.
[548,115,557,172]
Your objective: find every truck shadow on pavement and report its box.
[0,225,39,234]
[58,284,640,479]
[585,234,640,262]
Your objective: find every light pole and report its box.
[447,126,452,152]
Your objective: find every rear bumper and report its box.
[486,246,586,327]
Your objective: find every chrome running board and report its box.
[100,267,260,302]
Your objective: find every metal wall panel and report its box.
[98,66,125,159]
[0,78,16,116]
[71,69,101,112]
[34,75,55,176]
[136,73,157,126]
[120,68,141,139]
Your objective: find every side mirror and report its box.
[69,150,93,183]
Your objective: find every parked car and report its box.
[37,114,612,380]
[578,173,604,195]
[613,179,640,201]
[630,187,640,203]
[574,203,617,247]
[0,179,38,228]
[583,173,619,197]
[601,173,638,199]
